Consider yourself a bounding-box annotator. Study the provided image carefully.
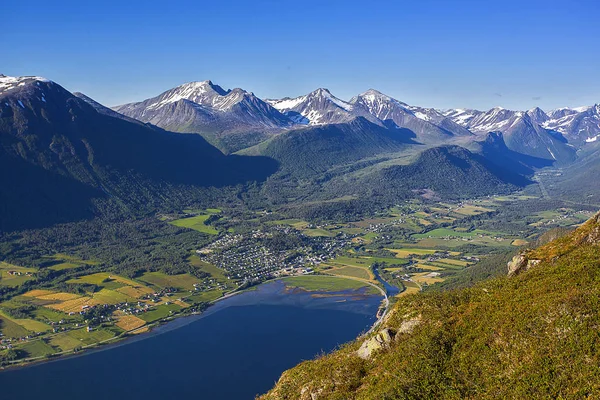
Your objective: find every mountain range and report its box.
[1,73,598,231]
[113,79,597,163]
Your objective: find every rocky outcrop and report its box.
[508,253,540,276]
[356,328,395,359]
[397,318,421,335]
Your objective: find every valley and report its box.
[1,189,594,368]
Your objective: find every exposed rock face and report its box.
[508,254,540,276]
[584,213,600,244]
[397,318,421,335]
[356,328,395,359]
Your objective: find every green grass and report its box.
[49,262,81,271]
[170,214,218,234]
[327,266,372,280]
[139,272,200,291]
[49,332,85,352]
[12,318,52,333]
[0,313,30,338]
[91,289,134,305]
[0,262,36,287]
[17,340,56,358]
[139,303,183,323]
[66,328,115,346]
[189,255,230,284]
[33,307,80,323]
[186,289,224,303]
[282,275,378,294]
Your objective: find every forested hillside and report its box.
[0,78,277,231]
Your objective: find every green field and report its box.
[139,303,183,323]
[17,340,56,358]
[186,289,224,303]
[189,255,230,284]
[66,328,115,346]
[0,262,36,287]
[0,313,30,338]
[327,266,372,280]
[170,213,219,234]
[282,275,378,294]
[139,272,200,291]
[49,332,84,352]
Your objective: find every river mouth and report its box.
[0,280,382,400]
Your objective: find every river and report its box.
[0,280,382,400]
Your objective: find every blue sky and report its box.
[2,0,599,110]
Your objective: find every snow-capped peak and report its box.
[0,75,52,93]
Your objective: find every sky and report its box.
[2,0,599,111]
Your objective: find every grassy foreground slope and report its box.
[260,212,600,399]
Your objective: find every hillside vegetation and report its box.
[260,212,600,399]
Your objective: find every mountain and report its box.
[502,113,576,163]
[267,88,470,143]
[266,88,377,126]
[444,106,575,162]
[470,131,554,176]
[244,117,415,179]
[260,211,600,399]
[350,89,472,141]
[0,75,277,231]
[543,104,600,146]
[342,145,531,201]
[114,81,292,153]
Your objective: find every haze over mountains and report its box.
[1,73,599,231]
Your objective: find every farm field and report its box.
[282,275,378,294]
[115,315,147,331]
[139,303,183,323]
[45,254,99,271]
[139,272,200,291]
[0,262,36,287]
[325,265,373,281]
[189,255,230,285]
[170,209,220,234]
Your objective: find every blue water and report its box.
[0,281,382,400]
[372,266,401,296]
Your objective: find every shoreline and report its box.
[0,275,386,372]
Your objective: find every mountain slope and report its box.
[261,212,600,399]
[114,81,292,153]
[266,88,380,126]
[341,145,531,201]
[246,117,415,179]
[350,89,472,141]
[0,75,277,231]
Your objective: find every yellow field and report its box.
[22,289,55,297]
[397,285,420,297]
[453,205,494,216]
[47,296,98,313]
[414,263,444,271]
[387,248,436,258]
[437,258,469,267]
[115,315,146,331]
[38,292,82,301]
[327,265,373,281]
[412,272,444,285]
[172,299,190,308]
[512,239,528,246]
